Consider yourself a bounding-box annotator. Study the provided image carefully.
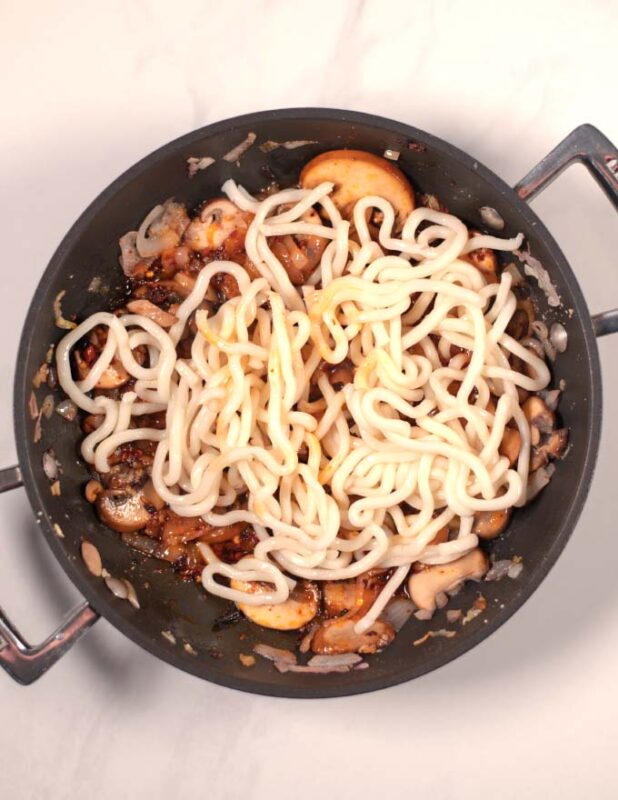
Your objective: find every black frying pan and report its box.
[1,109,617,697]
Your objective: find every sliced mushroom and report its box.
[95,487,152,534]
[311,617,395,655]
[300,149,415,226]
[323,580,360,618]
[507,292,536,341]
[499,427,521,466]
[183,199,249,251]
[142,479,166,511]
[323,570,388,619]
[472,509,511,540]
[531,427,568,471]
[408,549,489,615]
[530,445,549,472]
[75,351,130,390]
[465,230,497,282]
[231,579,319,631]
[506,308,531,341]
[523,396,555,436]
[212,271,241,303]
[546,428,568,459]
[95,360,130,390]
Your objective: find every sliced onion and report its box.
[507,561,524,579]
[187,156,215,178]
[119,231,143,276]
[126,299,177,328]
[53,290,76,330]
[253,644,297,665]
[259,139,317,153]
[40,394,54,419]
[223,132,256,163]
[485,559,513,582]
[382,597,415,632]
[28,392,39,420]
[308,654,362,668]
[136,205,165,258]
[42,448,59,481]
[275,663,352,674]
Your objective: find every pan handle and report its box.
[514,124,618,338]
[0,465,99,685]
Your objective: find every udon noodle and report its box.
[57,180,550,634]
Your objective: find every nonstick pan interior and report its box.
[14,109,601,697]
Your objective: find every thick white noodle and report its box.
[56,181,547,634]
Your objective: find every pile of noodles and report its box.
[57,180,549,633]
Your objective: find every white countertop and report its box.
[1,1,617,797]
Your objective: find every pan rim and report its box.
[13,107,602,697]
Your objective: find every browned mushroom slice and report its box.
[408,549,489,615]
[464,230,498,283]
[530,446,548,472]
[531,427,569,471]
[472,509,511,540]
[95,487,152,534]
[323,570,389,619]
[183,199,249,251]
[546,428,568,459]
[231,580,319,631]
[311,617,395,655]
[523,396,555,435]
[323,580,360,618]
[75,351,130,391]
[499,427,521,466]
[211,271,241,303]
[507,290,536,340]
[300,150,415,226]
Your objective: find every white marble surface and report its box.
[1,1,617,797]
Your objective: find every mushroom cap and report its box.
[231,579,319,631]
[408,549,489,613]
[473,509,511,540]
[300,149,415,225]
[95,488,151,534]
[311,617,395,655]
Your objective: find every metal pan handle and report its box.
[514,124,618,338]
[0,466,99,685]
